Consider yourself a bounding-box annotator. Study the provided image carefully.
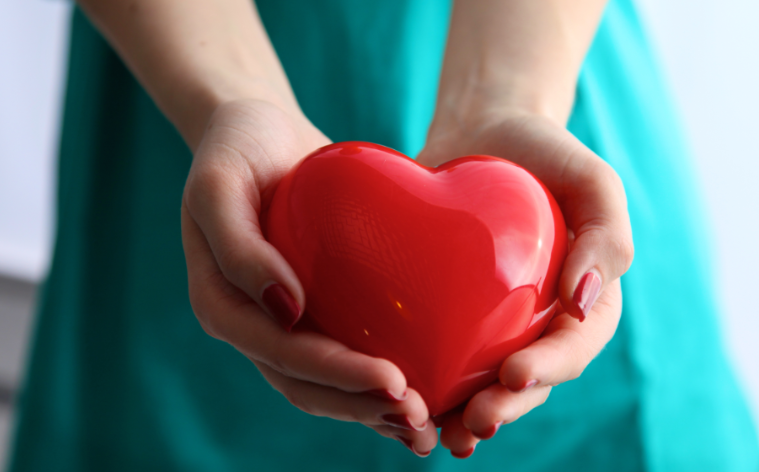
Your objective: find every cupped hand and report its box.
[181,99,437,456]
[416,111,633,457]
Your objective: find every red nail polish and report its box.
[573,271,601,322]
[472,421,502,440]
[382,414,425,431]
[261,283,301,332]
[519,379,538,393]
[451,445,475,459]
[506,378,538,393]
[367,389,407,401]
[394,435,430,457]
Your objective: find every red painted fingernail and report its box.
[430,415,444,428]
[451,445,476,459]
[261,283,301,332]
[367,389,407,401]
[519,379,538,393]
[394,435,430,458]
[382,414,426,431]
[506,378,538,393]
[573,271,601,322]
[472,421,502,440]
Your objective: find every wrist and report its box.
[78,0,304,153]
[426,97,566,155]
[430,74,575,141]
[162,72,302,151]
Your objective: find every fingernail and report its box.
[261,283,301,332]
[507,379,538,393]
[430,415,444,428]
[573,271,601,322]
[394,435,430,458]
[367,389,408,402]
[472,421,502,440]
[381,414,426,432]
[451,445,476,459]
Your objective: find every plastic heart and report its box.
[265,142,567,415]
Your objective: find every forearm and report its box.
[77,0,297,149]
[434,0,607,127]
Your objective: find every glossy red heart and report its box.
[265,142,567,415]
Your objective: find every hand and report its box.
[181,98,437,455]
[417,110,633,457]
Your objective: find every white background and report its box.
[0,0,69,282]
[0,0,757,430]
[636,0,759,425]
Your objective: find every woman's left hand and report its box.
[416,110,631,457]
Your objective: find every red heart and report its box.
[265,142,567,415]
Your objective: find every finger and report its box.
[182,205,408,398]
[456,115,633,322]
[183,109,309,331]
[370,424,438,458]
[422,116,633,321]
[439,411,479,459]
[183,172,303,331]
[255,361,429,431]
[461,384,552,439]
[429,401,466,428]
[555,151,634,321]
[500,281,622,391]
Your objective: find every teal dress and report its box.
[8,1,759,471]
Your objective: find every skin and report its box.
[77,0,633,458]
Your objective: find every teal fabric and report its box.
[8,0,758,471]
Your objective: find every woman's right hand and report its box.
[181,98,437,456]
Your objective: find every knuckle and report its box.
[565,368,583,382]
[342,403,363,424]
[595,166,634,274]
[258,336,296,378]
[605,164,625,190]
[187,285,205,318]
[196,318,217,339]
[187,287,218,338]
[187,279,211,315]
[581,158,616,189]
[198,312,227,342]
[250,330,293,376]
[618,236,635,271]
[216,246,245,281]
[184,167,224,213]
[592,159,625,194]
[187,273,235,342]
[215,245,267,293]
[537,387,552,406]
[553,329,592,381]
[572,344,598,379]
[566,352,590,381]
[282,385,314,416]
[266,354,291,377]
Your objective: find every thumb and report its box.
[183,158,304,333]
[557,160,635,321]
[535,136,635,321]
[560,225,634,321]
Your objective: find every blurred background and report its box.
[0,0,757,464]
